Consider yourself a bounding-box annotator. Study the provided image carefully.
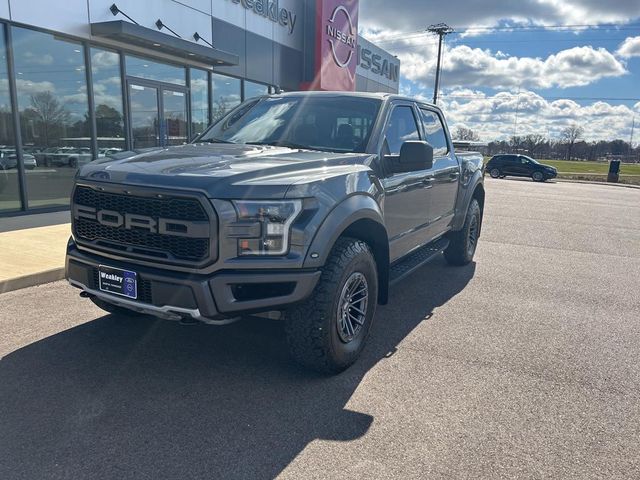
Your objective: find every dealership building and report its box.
[0,0,399,216]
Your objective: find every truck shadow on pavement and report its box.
[0,257,475,480]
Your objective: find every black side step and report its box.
[389,237,449,286]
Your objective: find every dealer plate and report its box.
[98,265,137,300]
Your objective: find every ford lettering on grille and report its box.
[73,204,208,238]
[71,186,213,263]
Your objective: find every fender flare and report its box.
[303,195,390,304]
[452,173,485,231]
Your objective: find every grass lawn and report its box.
[539,159,640,176]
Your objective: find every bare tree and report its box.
[561,124,584,161]
[523,134,547,158]
[27,91,71,147]
[453,126,480,141]
[509,135,523,153]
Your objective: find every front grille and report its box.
[74,187,208,221]
[73,186,212,264]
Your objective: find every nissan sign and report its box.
[313,0,359,91]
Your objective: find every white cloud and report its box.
[22,52,54,66]
[393,40,627,91]
[433,88,637,141]
[617,36,640,57]
[360,0,640,34]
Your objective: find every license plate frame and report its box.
[98,265,138,300]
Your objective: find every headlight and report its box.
[231,200,302,256]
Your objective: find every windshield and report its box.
[199,96,382,153]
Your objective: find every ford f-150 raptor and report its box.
[66,91,485,373]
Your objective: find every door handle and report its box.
[449,171,460,179]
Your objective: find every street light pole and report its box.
[427,23,453,104]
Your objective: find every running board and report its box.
[389,237,449,286]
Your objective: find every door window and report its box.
[129,84,159,149]
[384,106,420,155]
[162,90,187,146]
[128,82,187,148]
[419,109,448,156]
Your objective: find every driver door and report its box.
[381,103,434,262]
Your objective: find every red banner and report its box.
[302,0,359,91]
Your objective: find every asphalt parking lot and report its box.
[1,178,639,479]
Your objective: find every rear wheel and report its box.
[444,198,481,266]
[285,237,378,374]
[489,168,501,178]
[532,171,544,182]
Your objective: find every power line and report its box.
[369,23,640,44]
[452,22,640,32]
[440,94,640,101]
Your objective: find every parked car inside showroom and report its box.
[486,154,557,182]
[0,149,37,170]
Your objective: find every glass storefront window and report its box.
[244,80,269,100]
[13,27,90,209]
[211,73,241,123]
[190,69,208,138]
[125,55,185,86]
[91,48,125,157]
[0,24,20,213]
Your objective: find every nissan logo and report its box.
[326,5,356,68]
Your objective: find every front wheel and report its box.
[489,168,501,178]
[285,237,378,374]
[444,198,481,266]
[532,171,545,182]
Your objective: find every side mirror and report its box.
[384,140,433,174]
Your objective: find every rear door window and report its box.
[418,108,448,156]
[383,105,420,155]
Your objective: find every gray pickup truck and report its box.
[66,91,485,373]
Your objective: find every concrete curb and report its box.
[0,268,65,295]
[554,178,640,189]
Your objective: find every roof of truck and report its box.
[267,90,438,108]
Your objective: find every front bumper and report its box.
[66,241,321,324]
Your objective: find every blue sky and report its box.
[359,1,640,142]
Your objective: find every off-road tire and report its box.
[444,198,481,266]
[284,237,378,374]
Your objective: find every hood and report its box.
[77,143,374,199]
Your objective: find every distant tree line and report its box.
[453,125,639,162]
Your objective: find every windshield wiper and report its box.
[246,140,320,151]
[202,138,235,144]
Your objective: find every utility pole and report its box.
[630,115,636,162]
[513,86,521,140]
[427,23,453,104]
